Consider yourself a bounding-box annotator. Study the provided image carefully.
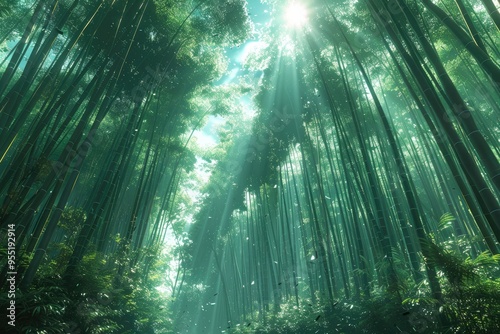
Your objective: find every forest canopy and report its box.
[0,0,499,333]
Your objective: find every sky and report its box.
[187,0,275,216]
[192,0,272,150]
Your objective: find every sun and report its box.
[284,2,308,28]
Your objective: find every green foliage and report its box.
[0,283,70,333]
[0,0,11,18]
[1,244,174,333]
[232,298,358,334]
[440,278,500,334]
[230,235,500,334]
[422,239,478,286]
[422,239,500,333]
[362,287,439,334]
[437,212,455,232]
[66,246,173,333]
[194,0,252,46]
[58,206,87,235]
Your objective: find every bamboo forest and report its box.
[1,0,500,333]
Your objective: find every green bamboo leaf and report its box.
[438,212,455,231]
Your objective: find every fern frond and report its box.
[421,238,478,285]
[467,251,500,268]
[438,212,455,231]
